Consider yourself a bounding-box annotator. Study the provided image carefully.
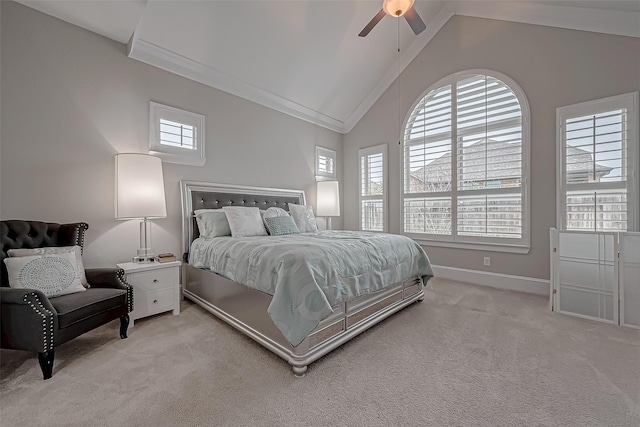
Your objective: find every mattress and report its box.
[189,230,433,346]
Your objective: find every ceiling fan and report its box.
[359,0,426,37]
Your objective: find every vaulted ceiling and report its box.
[18,1,640,133]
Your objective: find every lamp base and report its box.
[132,255,155,264]
[134,219,155,263]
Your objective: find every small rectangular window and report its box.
[316,146,337,179]
[359,144,387,232]
[149,102,206,166]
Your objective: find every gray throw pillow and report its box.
[264,216,300,236]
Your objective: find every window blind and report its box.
[562,107,630,231]
[359,146,387,232]
[403,72,527,244]
[159,119,195,149]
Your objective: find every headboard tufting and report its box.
[180,181,306,258]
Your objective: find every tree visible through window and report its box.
[402,71,530,248]
[557,92,638,232]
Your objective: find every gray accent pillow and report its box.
[8,245,89,288]
[194,209,231,238]
[264,216,300,236]
[288,203,318,233]
[4,252,87,297]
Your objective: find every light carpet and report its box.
[1,278,639,427]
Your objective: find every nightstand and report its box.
[116,261,181,326]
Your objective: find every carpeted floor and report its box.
[1,278,639,427]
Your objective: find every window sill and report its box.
[408,236,531,254]
[149,151,206,167]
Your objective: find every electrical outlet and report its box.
[483,256,491,267]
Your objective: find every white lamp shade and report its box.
[316,181,340,217]
[115,153,167,219]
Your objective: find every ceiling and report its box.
[17,0,640,133]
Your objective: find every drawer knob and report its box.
[153,279,159,283]
[153,299,158,304]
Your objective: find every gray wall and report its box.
[344,15,640,279]
[0,2,342,268]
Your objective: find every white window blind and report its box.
[403,71,529,248]
[557,92,639,232]
[159,119,195,149]
[359,144,387,232]
[316,146,337,179]
[149,102,206,166]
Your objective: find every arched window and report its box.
[402,70,530,250]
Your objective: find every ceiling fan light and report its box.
[383,0,415,17]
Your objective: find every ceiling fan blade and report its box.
[358,9,386,37]
[404,7,426,35]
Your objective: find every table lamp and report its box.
[316,181,340,230]
[115,153,167,263]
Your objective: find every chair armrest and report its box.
[85,268,128,290]
[85,268,133,313]
[1,288,58,353]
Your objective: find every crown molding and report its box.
[127,37,346,133]
[452,1,640,40]
[128,1,639,135]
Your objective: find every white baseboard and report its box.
[431,265,550,296]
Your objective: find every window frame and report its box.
[149,101,206,166]
[556,92,639,233]
[315,146,337,179]
[401,69,531,253]
[359,144,388,232]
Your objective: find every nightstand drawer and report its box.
[133,269,173,291]
[144,288,175,312]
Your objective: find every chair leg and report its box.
[119,314,130,339]
[38,350,55,380]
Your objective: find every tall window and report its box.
[557,92,638,232]
[403,71,530,250]
[359,144,387,232]
[149,102,206,166]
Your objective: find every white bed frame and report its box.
[180,181,425,377]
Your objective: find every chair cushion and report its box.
[49,288,127,329]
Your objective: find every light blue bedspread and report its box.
[189,230,433,346]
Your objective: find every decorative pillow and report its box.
[264,216,300,236]
[194,209,231,238]
[222,207,268,237]
[288,203,318,233]
[4,252,87,298]
[262,207,289,220]
[8,246,89,288]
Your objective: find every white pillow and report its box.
[288,203,318,233]
[194,209,231,238]
[4,252,87,298]
[222,207,268,237]
[8,246,89,288]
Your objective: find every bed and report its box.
[180,181,433,377]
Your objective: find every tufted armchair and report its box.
[1,220,132,379]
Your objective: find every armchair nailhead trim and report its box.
[74,223,89,255]
[23,293,54,352]
[116,269,134,313]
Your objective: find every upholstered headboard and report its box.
[180,181,306,259]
